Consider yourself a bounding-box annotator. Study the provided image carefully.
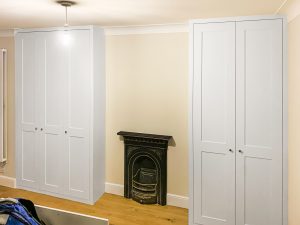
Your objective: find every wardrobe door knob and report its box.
[65,131,67,134]
[35,128,38,131]
[238,150,243,153]
[40,128,43,131]
[229,149,233,153]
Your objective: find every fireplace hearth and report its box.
[117,131,172,205]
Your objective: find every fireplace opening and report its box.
[118,131,172,205]
[132,156,158,204]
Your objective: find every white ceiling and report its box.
[0,0,286,29]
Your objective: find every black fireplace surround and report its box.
[117,131,172,205]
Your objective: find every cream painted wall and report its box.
[0,37,15,178]
[105,33,189,196]
[285,13,300,225]
[278,0,300,222]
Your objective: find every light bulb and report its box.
[62,31,72,47]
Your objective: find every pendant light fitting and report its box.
[56,1,76,27]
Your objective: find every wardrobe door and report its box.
[65,30,91,200]
[15,33,41,189]
[39,31,68,194]
[236,19,283,225]
[192,22,235,225]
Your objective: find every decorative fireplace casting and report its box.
[117,131,172,205]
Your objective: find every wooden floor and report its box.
[0,186,188,225]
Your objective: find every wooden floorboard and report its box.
[0,186,188,225]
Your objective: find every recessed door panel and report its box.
[68,30,90,129]
[244,157,272,225]
[243,29,273,148]
[69,137,89,194]
[236,19,283,225]
[201,32,228,144]
[21,130,36,183]
[22,39,36,123]
[44,133,63,188]
[45,33,66,126]
[193,22,235,225]
[201,152,227,220]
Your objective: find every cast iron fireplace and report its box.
[117,131,172,205]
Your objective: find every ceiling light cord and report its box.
[56,1,76,27]
[65,6,68,27]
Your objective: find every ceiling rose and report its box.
[56,1,76,7]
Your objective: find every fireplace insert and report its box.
[117,131,172,205]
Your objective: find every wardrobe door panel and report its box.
[192,22,235,225]
[66,30,91,200]
[236,19,283,225]
[39,31,67,194]
[15,33,40,189]
[201,151,228,219]
[20,127,38,187]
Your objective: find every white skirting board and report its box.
[0,178,188,208]
[105,182,189,209]
[0,175,16,188]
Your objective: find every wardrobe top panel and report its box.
[15,25,103,34]
[190,14,286,24]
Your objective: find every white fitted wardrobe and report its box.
[15,26,105,204]
[189,16,287,225]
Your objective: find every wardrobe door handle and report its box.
[65,131,67,134]
[40,128,43,131]
[238,150,243,153]
[229,149,233,153]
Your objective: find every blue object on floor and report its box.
[0,198,42,225]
